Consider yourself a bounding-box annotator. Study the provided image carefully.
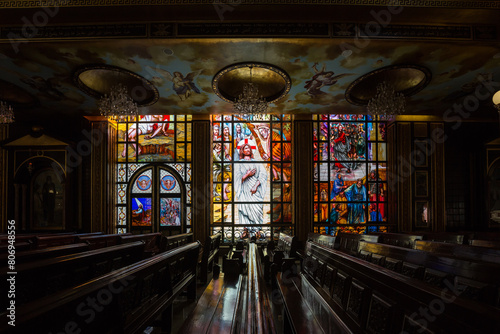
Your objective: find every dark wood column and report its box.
[392,121,412,232]
[86,117,116,233]
[292,114,313,243]
[192,115,211,245]
[430,122,446,232]
[390,118,445,232]
[0,125,8,232]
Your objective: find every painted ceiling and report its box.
[0,6,499,122]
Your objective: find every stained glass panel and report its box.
[131,197,152,226]
[211,115,292,243]
[160,198,181,226]
[313,114,389,236]
[115,115,191,233]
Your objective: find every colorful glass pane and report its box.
[131,197,152,226]
[115,115,191,231]
[160,198,181,226]
[313,114,388,234]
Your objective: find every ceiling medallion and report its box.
[345,64,432,109]
[73,64,159,107]
[212,62,291,115]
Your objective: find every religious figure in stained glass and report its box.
[234,144,267,225]
[344,179,367,224]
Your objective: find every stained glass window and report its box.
[313,114,390,236]
[115,115,192,233]
[211,114,292,243]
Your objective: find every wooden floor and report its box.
[168,255,285,334]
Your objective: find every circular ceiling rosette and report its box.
[345,64,432,106]
[73,64,159,106]
[212,62,291,103]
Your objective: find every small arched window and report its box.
[128,165,185,234]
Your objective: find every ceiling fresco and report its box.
[0,37,499,120]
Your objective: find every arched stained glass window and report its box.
[313,114,390,235]
[211,114,292,243]
[115,115,192,234]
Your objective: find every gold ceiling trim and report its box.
[212,62,291,104]
[73,64,159,107]
[345,64,432,106]
[1,0,500,9]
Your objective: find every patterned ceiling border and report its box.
[1,0,500,9]
[0,22,496,42]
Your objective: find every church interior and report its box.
[1,1,500,333]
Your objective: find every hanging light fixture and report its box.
[367,81,406,121]
[0,101,15,124]
[98,83,138,119]
[233,66,268,115]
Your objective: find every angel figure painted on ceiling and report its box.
[304,63,351,97]
[147,66,201,100]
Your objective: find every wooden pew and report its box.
[469,239,500,249]
[368,232,422,249]
[0,241,32,253]
[0,243,89,265]
[263,233,299,282]
[336,232,379,256]
[2,242,201,334]
[200,232,222,284]
[307,232,337,250]
[120,232,162,257]
[34,234,79,248]
[163,232,194,251]
[1,241,145,308]
[285,240,500,333]
[358,240,500,306]
[415,240,500,264]
[77,233,130,250]
[421,232,469,244]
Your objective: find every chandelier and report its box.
[233,66,268,115]
[0,101,15,124]
[98,83,138,119]
[367,81,406,120]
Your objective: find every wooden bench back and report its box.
[3,242,201,334]
[164,232,194,251]
[421,232,468,244]
[307,232,336,250]
[34,235,77,248]
[415,240,500,264]
[337,232,379,255]
[469,239,500,249]
[0,243,89,264]
[120,232,162,255]
[200,232,222,283]
[369,232,423,249]
[77,233,131,250]
[277,233,298,258]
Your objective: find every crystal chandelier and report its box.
[233,66,268,115]
[0,101,15,124]
[367,81,405,121]
[98,83,138,119]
